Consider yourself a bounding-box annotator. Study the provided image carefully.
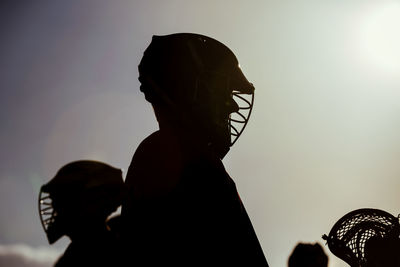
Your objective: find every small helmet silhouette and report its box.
[38,160,125,244]
[322,208,400,267]
[288,242,328,267]
[138,33,254,158]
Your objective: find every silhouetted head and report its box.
[288,243,328,267]
[38,160,125,244]
[138,33,254,158]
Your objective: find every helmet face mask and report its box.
[38,189,53,233]
[230,89,254,146]
[139,33,255,158]
[192,70,254,157]
[38,188,64,244]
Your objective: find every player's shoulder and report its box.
[133,131,162,159]
[126,131,183,197]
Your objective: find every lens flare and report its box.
[357,3,400,76]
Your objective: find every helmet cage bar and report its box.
[230,90,254,146]
[230,110,247,123]
[230,124,240,137]
[38,189,55,234]
[44,218,53,224]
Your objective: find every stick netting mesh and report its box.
[323,208,399,267]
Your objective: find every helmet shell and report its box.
[39,160,124,244]
[138,33,254,107]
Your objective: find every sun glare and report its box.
[357,3,400,76]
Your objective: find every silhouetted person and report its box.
[122,33,268,266]
[38,160,125,266]
[288,243,328,267]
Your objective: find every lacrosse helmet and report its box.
[38,160,124,244]
[138,33,254,158]
[322,208,400,267]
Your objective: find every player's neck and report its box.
[68,221,109,242]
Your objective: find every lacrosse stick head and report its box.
[322,208,400,267]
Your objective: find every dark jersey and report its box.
[122,131,268,266]
[55,229,121,267]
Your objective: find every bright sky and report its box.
[1,1,400,266]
